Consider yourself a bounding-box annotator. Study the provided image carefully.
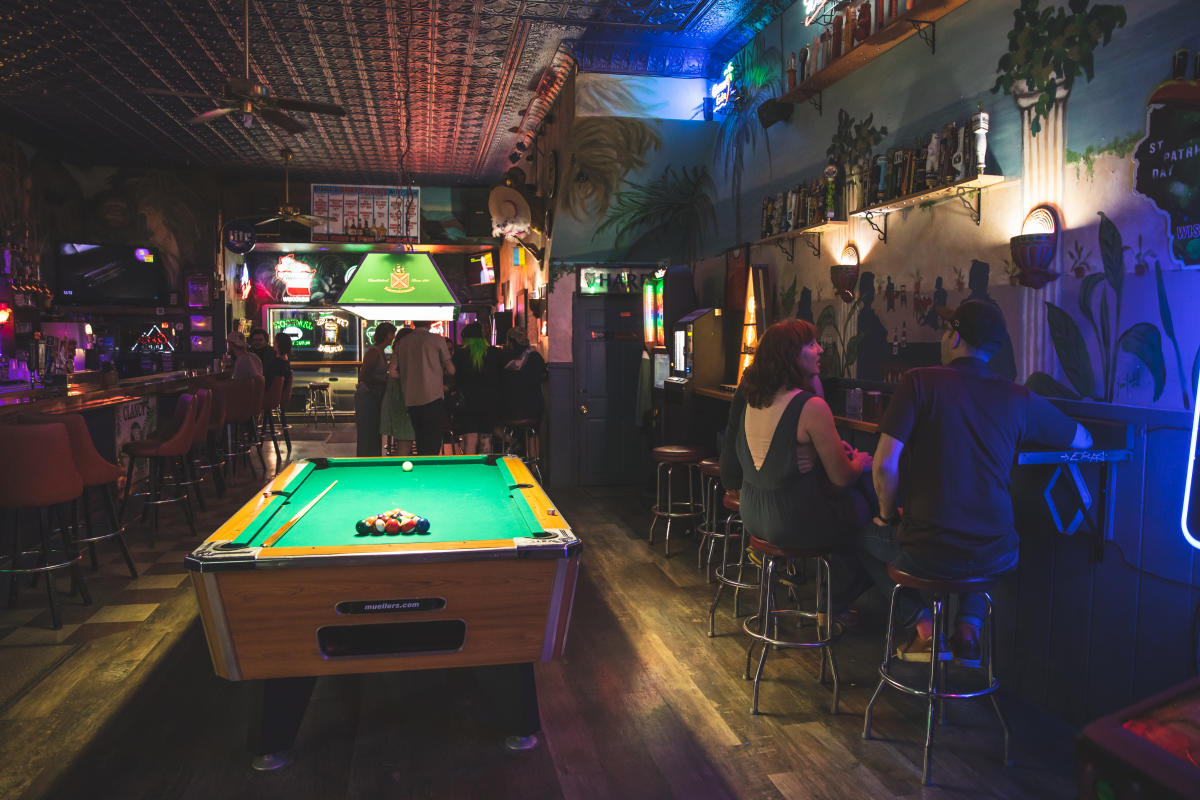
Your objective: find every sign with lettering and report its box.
[310,184,420,244]
[577,265,658,295]
[1133,81,1200,266]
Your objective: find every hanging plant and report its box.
[991,0,1126,135]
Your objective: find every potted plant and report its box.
[991,0,1126,135]
[827,109,887,215]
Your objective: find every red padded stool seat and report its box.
[648,445,705,557]
[742,536,840,715]
[863,565,1010,786]
[722,492,740,512]
[20,412,137,578]
[0,422,92,629]
[121,393,200,541]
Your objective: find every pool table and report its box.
[185,455,580,767]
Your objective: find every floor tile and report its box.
[1,624,82,645]
[85,603,158,624]
[0,608,44,627]
[126,574,187,590]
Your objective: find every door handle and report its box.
[578,404,589,415]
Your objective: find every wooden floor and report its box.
[2,433,1078,799]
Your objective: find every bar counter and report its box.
[0,370,228,418]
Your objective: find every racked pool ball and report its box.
[355,520,370,535]
[375,518,388,533]
[402,461,413,472]
[384,518,401,534]
[415,518,431,534]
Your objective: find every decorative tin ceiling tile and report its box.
[0,0,789,183]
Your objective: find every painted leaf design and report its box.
[1097,211,1125,294]
[816,303,837,333]
[1116,323,1166,401]
[1155,260,1176,341]
[1045,301,1097,399]
[845,333,863,371]
[1099,292,1111,353]
[1025,371,1081,400]
[1078,273,1105,329]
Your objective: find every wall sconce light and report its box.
[830,243,860,303]
[1010,205,1061,289]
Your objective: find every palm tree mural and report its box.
[561,79,662,222]
[593,165,717,264]
[711,40,782,243]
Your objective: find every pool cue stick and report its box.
[261,480,337,548]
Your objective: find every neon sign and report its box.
[1182,371,1200,549]
[317,314,349,354]
[710,61,734,113]
[272,318,314,348]
[275,253,316,302]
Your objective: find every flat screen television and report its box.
[56,242,165,307]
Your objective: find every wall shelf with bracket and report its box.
[779,0,973,114]
[757,219,847,262]
[850,173,1006,243]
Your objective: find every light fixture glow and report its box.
[1021,206,1057,235]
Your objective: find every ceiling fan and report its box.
[141,0,345,135]
[256,148,331,228]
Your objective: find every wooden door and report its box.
[573,293,645,485]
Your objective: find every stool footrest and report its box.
[877,667,1000,701]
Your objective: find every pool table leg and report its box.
[477,662,541,750]
[247,676,318,771]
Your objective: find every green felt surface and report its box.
[233,457,547,547]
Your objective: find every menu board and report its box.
[310,184,420,244]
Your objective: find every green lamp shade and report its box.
[337,252,458,321]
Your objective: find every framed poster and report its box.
[310,184,420,244]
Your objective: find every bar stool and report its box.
[20,412,138,578]
[194,381,228,498]
[278,372,293,449]
[259,375,285,463]
[307,381,334,427]
[695,458,726,580]
[0,422,92,630]
[649,444,705,557]
[168,388,211,512]
[708,491,760,636]
[501,417,541,482]
[862,565,1010,786]
[742,536,840,715]
[121,393,199,542]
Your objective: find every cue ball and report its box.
[402,461,413,471]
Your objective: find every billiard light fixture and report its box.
[1010,205,1061,289]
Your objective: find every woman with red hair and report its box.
[720,319,874,618]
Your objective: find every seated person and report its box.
[227,331,262,380]
[249,328,281,379]
[862,299,1092,665]
[719,318,873,567]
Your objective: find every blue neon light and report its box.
[710,61,734,113]
[1182,370,1200,549]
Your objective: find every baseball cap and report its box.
[936,299,1006,351]
[227,331,248,348]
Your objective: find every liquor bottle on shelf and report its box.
[798,46,809,83]
[891,328,899,356]
[875,0,886,31]
[831,13,843,60]
[823,163,839,220]
[787,54,797,92]
[900,321,908,349]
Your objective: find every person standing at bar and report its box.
[391,320,455,456]
[355,322,395,457]
[452,322,502,455]
[861,299,1093,665]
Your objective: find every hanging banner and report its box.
[310,184,420,244]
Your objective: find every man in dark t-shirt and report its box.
[861,299,1092,666]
